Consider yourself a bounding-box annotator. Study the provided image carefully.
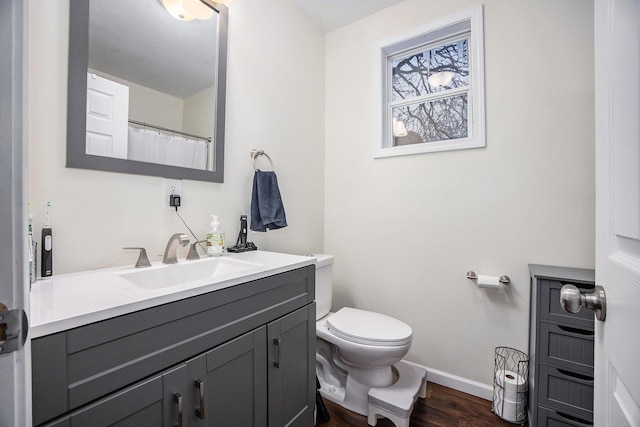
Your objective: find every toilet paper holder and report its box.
[466,271,510,284]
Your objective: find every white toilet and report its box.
[313,254,413,416]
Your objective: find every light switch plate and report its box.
[163,178,183,208]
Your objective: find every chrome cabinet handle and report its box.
[195,379,205,420]
[273,338,281,368]
[560,284,607,321]
[174,392,183,427]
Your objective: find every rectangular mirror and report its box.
[67,0,228,182]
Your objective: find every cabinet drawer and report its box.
[539,280,595,329]
[538,365,593,422]
[70,375,163,427]
[537,406,593,426]
[539,322,594,374]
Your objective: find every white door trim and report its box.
[0,0,31,425]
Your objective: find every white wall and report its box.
[184,86,215,137]
[325,0,595,385]
[27,0,595,393]
[27,0,325,275]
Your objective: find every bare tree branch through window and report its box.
[390,38,470,145]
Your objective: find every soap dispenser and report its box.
[206,215,226,257]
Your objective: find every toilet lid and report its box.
[326,307,412,346]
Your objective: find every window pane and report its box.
[391,38,469,101]
[392,94,468,145]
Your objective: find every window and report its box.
[375,6,485,158]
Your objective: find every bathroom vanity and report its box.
[30,251,316,427]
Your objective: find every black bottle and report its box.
[41,203,53,277]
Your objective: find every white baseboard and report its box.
[401,360,493,401]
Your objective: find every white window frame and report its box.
[374,6,485,158]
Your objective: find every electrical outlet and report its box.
[163,179,183,208]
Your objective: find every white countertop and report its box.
[30,251,315,339]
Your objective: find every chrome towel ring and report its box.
[250,149,275,171]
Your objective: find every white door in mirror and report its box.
[86,73,129,159]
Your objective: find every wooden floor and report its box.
[319,382,525,427]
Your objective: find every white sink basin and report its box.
[30,251,316,338]
[119,257,266,290]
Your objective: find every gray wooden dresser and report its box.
[528,264,595,426]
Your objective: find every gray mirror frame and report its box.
[66,0,228,182]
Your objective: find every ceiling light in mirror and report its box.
[162,0,214,21]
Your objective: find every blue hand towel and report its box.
[250,170,288,232]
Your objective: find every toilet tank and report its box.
[313,254,333,320]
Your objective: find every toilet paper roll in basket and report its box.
[493,392,526,423]
[496,370,527,401]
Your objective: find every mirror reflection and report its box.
[87,0,218,170]
[67,0,227,182]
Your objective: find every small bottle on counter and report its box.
[41,201,53,278]
[206,215,226,257]
[28,209,35,287]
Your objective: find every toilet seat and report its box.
[326,308,412,347]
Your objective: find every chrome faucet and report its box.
[162,233,190,264]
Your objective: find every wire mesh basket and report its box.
[493,346,528,424]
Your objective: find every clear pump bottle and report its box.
[206,215,225,257]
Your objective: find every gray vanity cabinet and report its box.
[32,265,315,427]
[55,327,271,427]
[529,264,595,427]
[267,305,316,427]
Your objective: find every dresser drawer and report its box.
[539,279,595,328]
[538,365,593,422]
[539,322,594,374]
[537,406,593,426]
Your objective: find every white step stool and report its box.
[367,361,428,427]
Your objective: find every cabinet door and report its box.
[68,375,164,427]
[267,303,316,427]
[162,364,190,427]
[193,327,268,426]
[184,353,207,427]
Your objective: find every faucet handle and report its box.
[186,240,208,260]
[123,247,152,268]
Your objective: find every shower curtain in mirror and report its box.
[127,126,208,170]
